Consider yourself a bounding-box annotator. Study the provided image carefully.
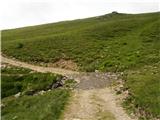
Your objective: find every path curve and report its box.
[1,55,137,120]
[1,56,79,76]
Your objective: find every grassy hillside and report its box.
[2,12,160,119]
[1,64,70,120]
[2,12,160,72]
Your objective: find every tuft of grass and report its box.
[96,111,116,120]
[16,43,24,49]
[64,79,77,88]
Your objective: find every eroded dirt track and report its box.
[62,88,136,120]
[1,56,79,75]
[1,56,136,120]
[62,73,136,120]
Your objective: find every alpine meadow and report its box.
[1,12,160,120]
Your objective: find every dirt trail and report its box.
[62,73,136,120]
[1,56,79,76]
[62,88,136,120]
[1,56,136,120]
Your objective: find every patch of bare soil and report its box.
[75,72,118,90]
[1,56,79,75]
[62,73,137,120]
[62,88,137,120]
[47,59,78,71]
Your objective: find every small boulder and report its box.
[52,81,63,89]
[39,90,45,95]
[1,103,5,109]
[14,92,21,98]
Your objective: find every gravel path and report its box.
[1,55,137,120]
[62,88,136,120]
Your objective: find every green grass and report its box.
[2,89,70,120]
[1,12,160,119]
[1,66,70,120]
[2,12,160,72]
[123,62,160,119]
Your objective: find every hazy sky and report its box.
[0,0,159,30]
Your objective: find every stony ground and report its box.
[62,73,137,120]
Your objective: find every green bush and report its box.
[16,43,24,49]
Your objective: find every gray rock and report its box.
[52,81,63,89]
[39,90,45,95]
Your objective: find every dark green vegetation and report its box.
[1,73,60,98]
[1,65,70,120]
[2,12,160,119]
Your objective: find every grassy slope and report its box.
[2,12,160,119]
[2,12,159,72]
[123,62,160,119]
[1,66,70,120]
[2,89,69,120]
